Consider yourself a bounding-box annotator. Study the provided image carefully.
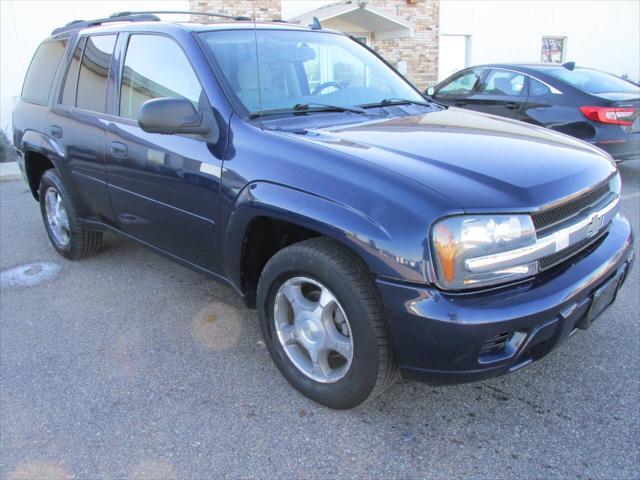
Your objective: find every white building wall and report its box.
[439,0,640,82]
[0,0,188,134]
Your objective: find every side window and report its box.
[529,77,551,97]
[436,70,482,97]
[76,35,117,113]
[120,35,203,120]
[60,37,86,106]
[479,70,526,97]
[22,40,68,105]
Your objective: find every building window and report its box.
[541,37,566,63]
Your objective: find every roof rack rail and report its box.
[51,13,160,35]
[111,10,252,22]
[51,10,252,36]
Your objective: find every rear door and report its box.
[520,76,556,127]
[105,33,224,273]
[47,34,118,222]
[464,69,528,119]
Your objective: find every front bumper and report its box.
[377,214,634,385]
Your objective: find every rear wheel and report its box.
[257,237,396,409]
[39,169,103,259]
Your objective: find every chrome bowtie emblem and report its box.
[586,212,603,238]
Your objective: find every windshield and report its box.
[199,29,424,115]
[542,67,640,94]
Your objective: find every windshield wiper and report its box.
[293,103,367,114]
[251,103,367,119]
[359,98,432,108]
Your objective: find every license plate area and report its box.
[580,267,626,328]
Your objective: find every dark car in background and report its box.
[427,63,640,162]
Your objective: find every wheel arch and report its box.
[223,181,400,307]
[19,129,65,200]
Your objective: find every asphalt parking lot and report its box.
[1,160,639,480]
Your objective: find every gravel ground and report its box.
[1,160,638,480]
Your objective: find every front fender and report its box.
[222,181,425,293]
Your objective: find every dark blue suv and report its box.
[12,12,635,409]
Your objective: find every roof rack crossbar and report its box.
[51,10,253,36]
[51,13,160,35]
[111,10,252,22]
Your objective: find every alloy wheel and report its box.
[273,276,354,383]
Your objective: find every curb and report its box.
[0,162,22,182]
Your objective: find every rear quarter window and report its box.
[21,39,68,105]
[529,77,551,96]
[546,68,639,94]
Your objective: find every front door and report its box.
[105,33,224,273]
[432,68,485,108]
[464,69,529,120]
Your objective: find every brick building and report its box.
[190,0,282,24]
[188,0,440,88]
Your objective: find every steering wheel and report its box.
[311,81,343,96]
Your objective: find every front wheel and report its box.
[257,238,396,409]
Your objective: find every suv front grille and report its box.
[539,230,607,271]
[532,183,610,236]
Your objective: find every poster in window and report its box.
[541,37,566,63]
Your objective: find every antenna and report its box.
[309,17,322,30]
[252,3,264,128]
[562,61,576,71]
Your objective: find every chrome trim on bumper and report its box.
[465,196,620,274]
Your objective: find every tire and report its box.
[257,237,396,409]
[39,169,103,260]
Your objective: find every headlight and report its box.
[430,214,537,290]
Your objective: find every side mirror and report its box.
[426,86,435,97]
[138,97,211,135]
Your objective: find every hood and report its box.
[285,108,617,213]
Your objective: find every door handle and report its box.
[454,100,467,106]
[50,125,63,138]
[111,141,128,158]
[505,102,519,110]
